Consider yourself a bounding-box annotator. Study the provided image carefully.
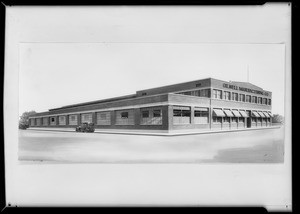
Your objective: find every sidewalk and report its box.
[27,125,282,136]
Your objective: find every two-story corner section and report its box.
[28,78,272,132]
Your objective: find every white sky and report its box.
[19,43,285,116]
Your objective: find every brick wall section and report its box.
[136,78,211,97]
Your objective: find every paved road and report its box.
[18,127,284,163]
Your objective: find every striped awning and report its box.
[257,112,266,118]
[263,112,270,118]
[232,110,242,117]
[268,111,273,117]
[252,111,260,117]
[239,110,249,117]
[213,109,226,117]
[223,109,234,117]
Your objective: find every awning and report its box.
[223,109,234,117]
[257,112,266,118]
[239,110,249,117]
[268,112,273,117]
[252,111,260,117]
[232,110,242,117]
[213,109,226,117]
[263,112,270,118]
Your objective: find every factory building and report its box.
[28,78,272,132]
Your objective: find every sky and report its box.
[19,43,285,116]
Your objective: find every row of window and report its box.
[30,108,163,126]
[213,89,271,105]
[176,88,271,105]
[172,106,209,124]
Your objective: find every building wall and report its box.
[28,79,272,131]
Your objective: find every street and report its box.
[18,127,284,163]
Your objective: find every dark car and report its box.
[75,122,95,133]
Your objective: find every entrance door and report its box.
[246,110,251,128]
[247,117,251,128]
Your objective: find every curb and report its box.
[26,126,282,137]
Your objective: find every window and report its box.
[36,118,41,126]
[267,118,271,122]
[257,118,262,122]
[223,117,230,123]
[183,91,192,96]
[232,117,238,123]
[96,112,111,125]
[142,92,147,96]
[199,89,210,98]
[252,117,257,122]
[268,99,271,105]
[213,89,222,99]
[142,111,149,118]
[50,117,56,125]
[116,110,134,125]
[258,97,262,104]
[262,98,267,105]
[232,92,238,101]
[69,115,78,125]
[43,117,48,125]
[246,95,251,103]
[81,113,93,123]
[239,94,245,102]
[263,118,267,122]
[173,106,191,124]
[252,96,257,103]
[238,117,244,123]
[223,91,231,100]
[30,118,35,126]
[194,108,209,124]
[153,110,162,117]
[196,83,201,87]
[213,116,222,123]
[59,116,66,125]
[121,112,128,118]
[141,108,162,125]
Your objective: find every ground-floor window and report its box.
[231,117,238,123]
[257,118,262,122]
[96,112,111,125]
[30,118,35,126]
[69,115,78,125]
[81,113,93,123]
[238,117,244,123]
[252,117,257,122]
[50,117,56,125]
[59,116,66,125]
[173,106,191,124]
[43,117,48,126]
[223,117,230,123]
[268,118,271,122]
[116,109,135,125]
[140,108,162,125]
[213,116,222,123]
[262,118,267,123]
[36,118,41,126]
[194,107,209,124]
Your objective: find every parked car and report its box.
[75,122,95,133]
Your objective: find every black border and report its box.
[0,0,296,213]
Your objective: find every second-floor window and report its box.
[246,95,251,103]
[213,89,222,99]
[223,91,231,100]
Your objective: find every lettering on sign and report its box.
[223,83,269,96]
